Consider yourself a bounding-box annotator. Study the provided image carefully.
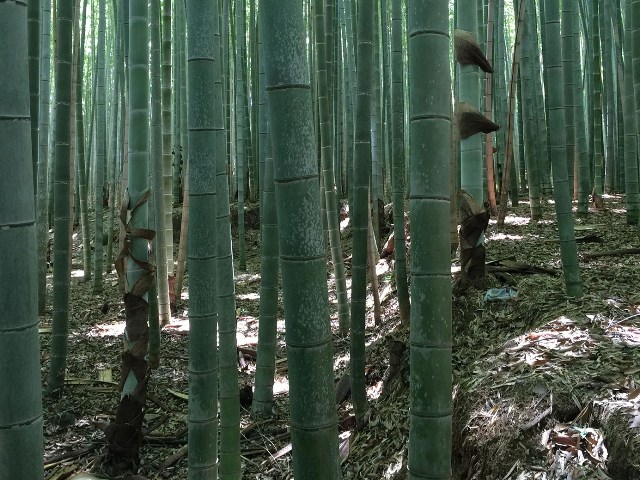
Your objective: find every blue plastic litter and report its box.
[484,287,518,302]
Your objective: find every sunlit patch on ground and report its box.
[501,316,596,368]
[500,214,530,226]
[340,204,351,231]
[163,317,189,333]
[273,377,289,395]
[235,272,261,284]
[382,453,406,478]
[236,315,260,345]
[71,269,85,278]
[488,232,524,241]
[237,292,259,301]
[86,321,126,337]
[334,352,350,370]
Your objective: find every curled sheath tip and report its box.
[454,29,493,73]
[456,102,500,140]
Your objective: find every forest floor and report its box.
[40,194,640,480]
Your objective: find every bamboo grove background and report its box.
[1,0,638,477]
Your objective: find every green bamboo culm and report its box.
[124,0,151,326]
[161,0,174,296]
[252,130,280,418]
[235,0,247,271]
[28,0,40,192]
[47,84,55,229]
[47,0,74,396]
[0,2,45,477]
[623,0,639,223]
[613,28,625,194]
[76,0,92,282]
[390,0,410,324]
[106,4,122,274]
[517,71,527,192]
[83,83,97,241]
[147,0,161,366]
[543,0,583,297]
[151,0,170,327]
[575,0,591,215]
[243,5,255,194]
[631,0,640,224]
[262,1,341,477]
[339,0,356,211]
[257,4,267,208]
[185,1,219,477]
[533,1,552,194]
[350,0,375,428]
[561,0,576,198]
[592,0,605,195]
[253,3,280,418]
[223,0,231,194]
[370,2,381,246]
[457,0,483,202]
[599,0,616,193]
[148,0,163,367]
[37,0,53,315]
[493,0,511,203]
[179,0,189,201]
[406,0,453,477]
[93,0,106,293]
[72,145,80,229]
[326,0,340,200]
[313,0,351,336]
[248,0,259,204]
[380,0,391,202]
[522,0,543,219]
[172,0,182,206]
[213,3,241,477]
[173,0,189,298]
[104,1,152,472]
[508,49,520,204]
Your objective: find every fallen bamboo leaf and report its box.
[269,443,292,463]
[628,387,640,400]
[167,388,188,401]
